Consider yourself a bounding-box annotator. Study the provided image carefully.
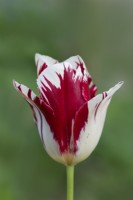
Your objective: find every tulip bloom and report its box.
[13,54,123,166]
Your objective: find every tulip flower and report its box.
[13,54,123,200]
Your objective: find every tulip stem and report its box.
[67,165,74,200]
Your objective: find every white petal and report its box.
[73,81,124,164]
[35,53,58,75]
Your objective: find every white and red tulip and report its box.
[13,54,123,165]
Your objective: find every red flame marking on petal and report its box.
[18,85,22,92]
[73,103,89,152]
[38,66,91,154]
[94,92,107,119]
[38,63,47,75]
[76,58,85,74]
[27,89,32,98]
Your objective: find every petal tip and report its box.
[107,81,124,98]
[13,80,19,88]
[118,81,124,86]
[115,81,124,90]
[35,53,41,64]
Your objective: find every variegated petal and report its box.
[73,81,124,164]
[35,53,58,76]
[13,80,65,163]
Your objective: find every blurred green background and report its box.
[0,0,132,200]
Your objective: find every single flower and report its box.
[13,54,123,166]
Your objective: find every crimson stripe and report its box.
[38,63,47,75]
[73,103,89,152]
[27,89,32,99]
[94,92,107,119]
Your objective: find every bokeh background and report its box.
[0,0,132,200]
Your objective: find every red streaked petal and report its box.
[65,55,85,70]
[35,53,58,76]
[65,55,88,81]
[65,55,97,99]
[72,81,124,164]
[73,102,89,152]
[37,62,88,153]
[13,80,37,103]
[37,62,64,91]
[13,80,67,163]
[13,80,45,140]
[13,81,51,140]
[93,81,124,120]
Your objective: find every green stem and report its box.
[67,165,74,200]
